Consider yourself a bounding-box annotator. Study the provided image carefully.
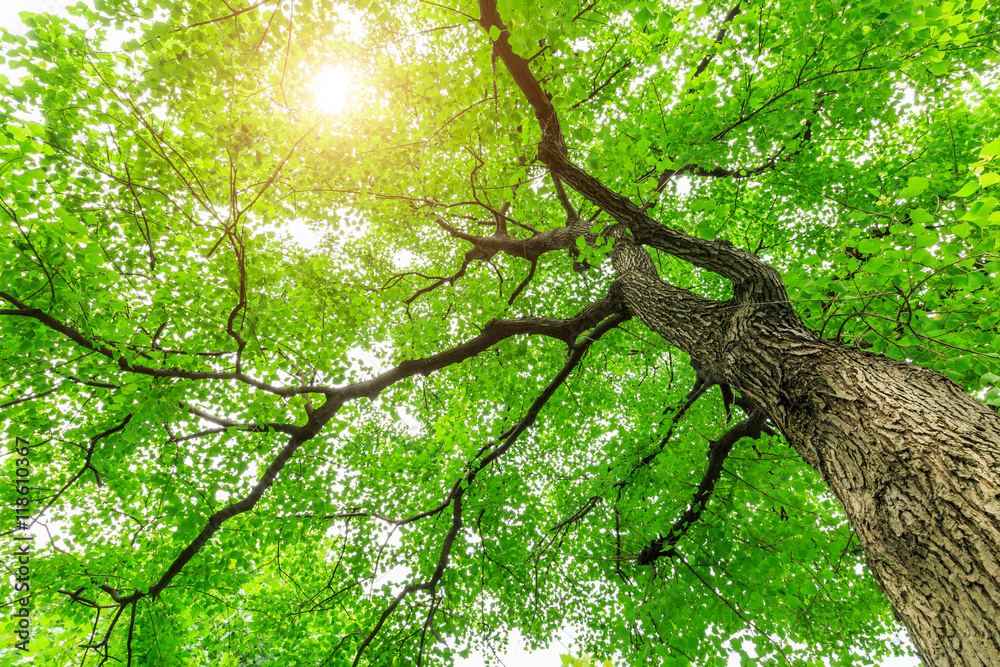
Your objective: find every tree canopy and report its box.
[1,0,999,665]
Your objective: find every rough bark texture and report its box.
[749,335,1000,667]
[610,221,1000,667]
[621,252,1000,667]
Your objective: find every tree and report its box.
[1,0,999,665]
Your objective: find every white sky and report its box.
[0,0,66,32]
[0,2,922,666]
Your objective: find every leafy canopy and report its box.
[1,0,998,665]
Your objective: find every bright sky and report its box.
[0,0,64,33]
[0,3,923,666]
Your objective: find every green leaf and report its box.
[954,181,981,197]
[857,238,881,254]
[929,60,949,76]
[907,176,929,193]
[980,137,1000,158]
[951,222,973,238]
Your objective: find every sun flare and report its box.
[314,65,352,114]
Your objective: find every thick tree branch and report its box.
[0,291,333,398]
[478,2,567,154]
[91,292,628,612]
[478,1,792,305]
[608,231,733,361]
[436,211,590,261]
[100,428,312,607]
[325,290,624,407]
[435,170,594,270]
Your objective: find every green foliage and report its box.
[785,134,1000,394]
[1,0,997,665]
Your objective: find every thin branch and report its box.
[30,415,133,526]
[352,311,631,665]
[182,401,300,436]
[172,0,278,33]
[681,556,792,665]
[637,410,767,565]
[0,386,60,409]
[693,3,743,79]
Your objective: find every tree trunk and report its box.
[557,165,1000,667]
[625,262,1000,667]
[751,333,1000,667]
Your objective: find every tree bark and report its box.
[622,258,1000,667]
[749,333,1000,667]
